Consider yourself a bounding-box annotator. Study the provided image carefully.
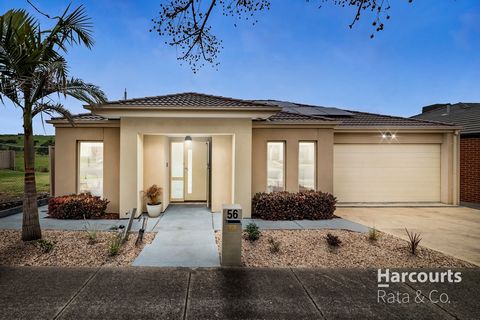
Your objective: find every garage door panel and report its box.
[334,144,441,203]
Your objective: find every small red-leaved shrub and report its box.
[48,194,109,219]
[252,191,336,220]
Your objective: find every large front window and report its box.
[299,142,316,191]
[78,142,103,197]
[267,142,285,192]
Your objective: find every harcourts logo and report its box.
[377,269,462,304]
[377,269,462,288]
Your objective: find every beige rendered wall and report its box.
[212,135,233,212]
[252,128,334,195]
[143,135,170,212]
[119,117,252,218]
[333,131,459,205]
[54,127,120,213]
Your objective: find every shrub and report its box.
[325,233,342,247]
[84,219,98,244]
[48,194,109,219]
[35,239,55,253]
[268,237,281,254]
[252,191,336,220]
[245,222,260,241]
[405,228,422,255]
[108,232,123,256]
[368,227,379,241]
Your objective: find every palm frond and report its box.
[32,101,75,126]
[45,5,94,52]
[61,78,107,105]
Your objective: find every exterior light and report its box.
[185,135,192,149]
[381,132,397,141]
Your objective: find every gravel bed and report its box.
[0,230,154,267]
[215,230,477,268]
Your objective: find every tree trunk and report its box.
[21,111,41,241]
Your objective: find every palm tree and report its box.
[0,5,107,241]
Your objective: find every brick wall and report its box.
[460,136,480,203]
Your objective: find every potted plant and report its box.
[142,184,163,217]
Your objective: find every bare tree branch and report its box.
[152,0,403,72]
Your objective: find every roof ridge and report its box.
[104,92,273,107]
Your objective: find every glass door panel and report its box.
[171,142,184,201]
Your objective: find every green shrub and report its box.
[325,233,342,247]
[108,233,123,256]
[252,191,336,220]
[35,239,55,253]
[48,194,109,219]
[368,227,379,241]
[268,237,281,254]
[245,222,260,241]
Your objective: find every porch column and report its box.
[232,125,252,218]
[119,119,143,218]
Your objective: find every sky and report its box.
[0,0,479,135]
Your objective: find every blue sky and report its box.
[0,0,479,135]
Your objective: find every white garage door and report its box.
[334,144,441,203]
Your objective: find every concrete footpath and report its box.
[133,204,220,267]
[0,266,478,320]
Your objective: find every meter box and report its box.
[221,204,242,266]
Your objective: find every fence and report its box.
[0,150,15,169]
[0,143,54,204]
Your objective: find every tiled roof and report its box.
[263,111,333,122]
[51,94,457,128]
[100,92,275,109]
[256,100,453,127]
[330,110,454,127]
[412,103,480,134]
[50,113,106,121]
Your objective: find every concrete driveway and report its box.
[337,206,480,266]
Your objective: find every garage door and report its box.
[334,144,441,203]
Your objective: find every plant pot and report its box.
[146,203,162,217]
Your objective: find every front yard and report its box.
[0,230,154,267]
[0,170,49,202]
[216,229,476,268]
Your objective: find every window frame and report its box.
[298,141,317,191]
[77,140,104,197]
[266,141,286,193]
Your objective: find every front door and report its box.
[170,139,208,202]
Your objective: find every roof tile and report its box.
[103,92,274,108]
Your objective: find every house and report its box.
[412,103,480,204]
[47,93,460,218]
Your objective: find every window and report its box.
[78,142,103,197]
[267,142,285,192]
[171,142,184,200]
[299,142,316,191]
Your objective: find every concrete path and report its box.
[1,266,479,320]
[0,206,162,232]
[212,213,369,233]
[133,204,220,267]
[337,206,480,266]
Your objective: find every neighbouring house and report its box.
[47,93,461,218]
[412,103,480,205]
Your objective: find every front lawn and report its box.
[0,169,49,202]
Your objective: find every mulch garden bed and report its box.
[0,230,154,267]
[0,193,49,211]
[215,229,477,268]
